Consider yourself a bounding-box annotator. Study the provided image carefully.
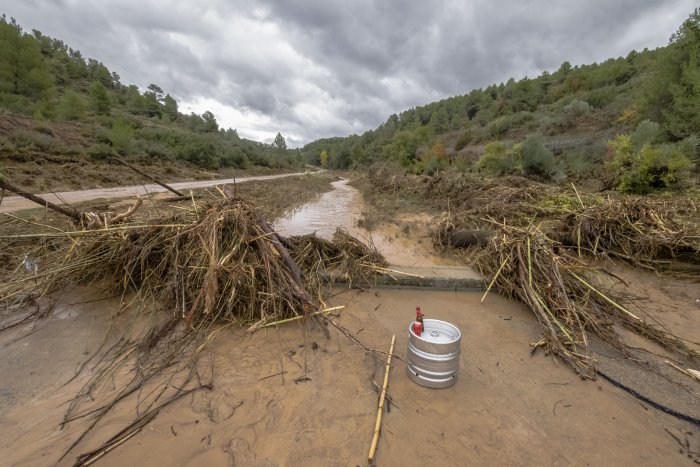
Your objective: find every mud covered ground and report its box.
[0,286,698,466]
[0,173,699,466]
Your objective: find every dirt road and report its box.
[0,171,309,213]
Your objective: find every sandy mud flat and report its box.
[0,286,698,466]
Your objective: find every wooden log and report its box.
[444,229,495,248]
[113,156,185,197]
[0,178,82,222]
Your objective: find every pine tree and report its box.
[89,80,111,114]
[274,132,287,151]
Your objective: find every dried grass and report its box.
[0,193,386,462]
[469,221,699,378]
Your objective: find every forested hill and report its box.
[303,8,699,193]
[0,14,301,185]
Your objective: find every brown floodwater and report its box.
[275,179,459,267]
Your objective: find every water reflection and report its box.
[274,179,363,238]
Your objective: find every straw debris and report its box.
[0,191,386,461]
[360,168,699,378]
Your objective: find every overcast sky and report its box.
[4,1,696,146]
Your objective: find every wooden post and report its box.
[113,156,185,197]
[0,178,82,222]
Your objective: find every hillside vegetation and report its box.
[0,15,302,191]
[304,8,699,194]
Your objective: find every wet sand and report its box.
[0,288,697,466]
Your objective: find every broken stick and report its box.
[368,334,396,464]
[113,156,185,197]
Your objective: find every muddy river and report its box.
[275,179,459,267]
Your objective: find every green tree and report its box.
[274,132,287,151]
[89,80,111,114]
[57,89,85,120]
[87,59,113,87]
[428,107,449,134]
[0,16,53,99]
[162,94,178,121]
[644,8,700,138]
[201,111,218,132]
[384,126,433,166]
[147,83,164,101]
[320,149,328,167]
[125,85,147,115]
[108,119,133,154]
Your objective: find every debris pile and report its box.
[0,191,386,462]
[361,168,700,377]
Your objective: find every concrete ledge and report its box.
[330,264,486,291]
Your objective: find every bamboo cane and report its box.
[368,334,396,464]
[257,306,345,329]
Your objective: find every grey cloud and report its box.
[2,0,696,145]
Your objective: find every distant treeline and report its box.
[0,14,300,170]
[302,8,699,193]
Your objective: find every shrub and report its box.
[454,129,473,151]
[486,116,510,139]
[88,143,115,161]
[476,141,522,176]
[522,135,556,179]
[630,119,663,150]
[562,143,606,178]
[584,88,616,109]
[485,112,534,139]
[178,138,220,169]
[139,140,173,160]
[9,128,55,152]
[608,134,695,193]
[108,119,134,154]
[539,114,573,135]
[221,147,250,169]
[563,99,591,118]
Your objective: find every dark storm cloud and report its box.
[2,0,695,145]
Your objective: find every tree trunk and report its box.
[443,229,495,248]
[0,179,82,222]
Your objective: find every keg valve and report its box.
[412,306,425,336]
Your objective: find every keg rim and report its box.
[408,318,461,343]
